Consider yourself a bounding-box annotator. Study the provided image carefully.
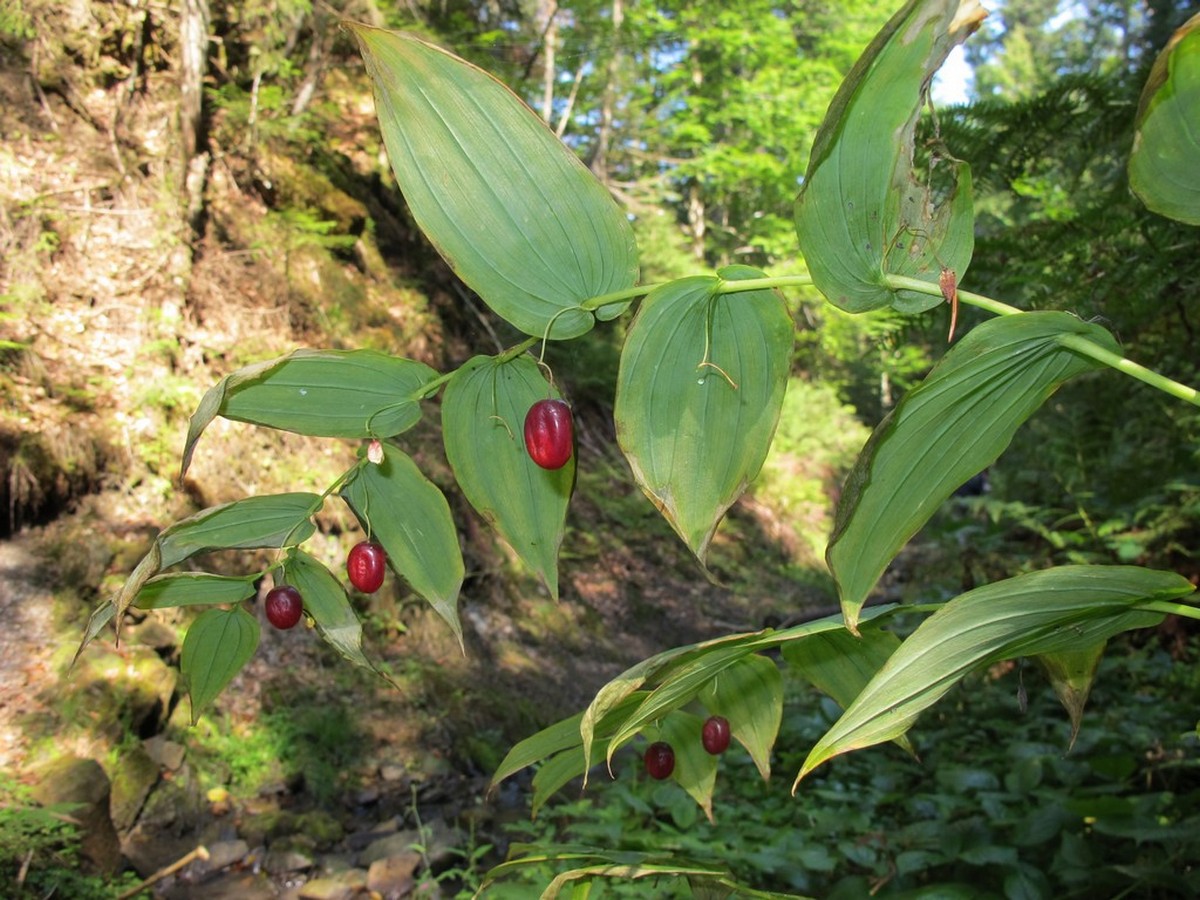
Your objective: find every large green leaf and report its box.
[1129,13,1200,225]
[490,692,650,795]
[604,644,765,770]
[341,447,465,641]
[281,549,387,677]
[349,24,638,339]
[578,605,898,780]
[796,566,1194,784]
[159,493,319,569]
[98,492,319,641]
[615,266,792,562]
[74,573,259,663]
[794,0,984,313]
[783,623,915,758]
[135,572,259,609]
[181,606,260,724]
[481,848,801,900]
[828,312,1120,630]
[181,349,436,476]
[699,654,783,781]
[442,354,573,597]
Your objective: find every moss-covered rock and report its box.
[31,754,123,876]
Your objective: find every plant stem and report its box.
[713,273,815,294]
[884,274,1200,406]
[1056,334,1199,406]
[582,272,1200,406]
[1140,599,1200,621]
[578,283,656,311]
[413,337,539,399]
[884,274,1022,316]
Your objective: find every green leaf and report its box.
[783,623,915,758]
[349,24,638,339]
[605,644,764,771]
[281,549,387,677]
[828,312,1119,630]
[341,446,465,642]
[796,565,1193,784]
[699,654,784,781]
[494,693,650,817]
[181,606,260,724]
[578,606,898,782]
[442,354,572,597]
[490,692,650,795]
[1036,642,1106,749]
[794,0,984,313]
[181,349,436,477]
[135,573,258,609]
[1129,13,1200,225]
[158,493,319,569]
[615,266,792,562]
[72,600,118,668]
[646,711,720,823]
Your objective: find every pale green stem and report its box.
[583,273,1199,407]
[580,273,819,311]
[712,274,816,294]
[412,336,539,399]
[884,273,1022,316]
[1056,334,1199,406]
[1140,599,1200,621]
[884,274,1200,406]
[579,283,658,311]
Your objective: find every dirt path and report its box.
[0,533,58,773]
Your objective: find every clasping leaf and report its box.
[349,24,638,339]
[615,266,792,563]
[795,0,984,313]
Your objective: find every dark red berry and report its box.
[347,540,387,593]
[524,398,574,470]
[644,741,675,780]
[265,585,303,629]
[702,715,731,755]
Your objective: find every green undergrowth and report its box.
[188,682,372,806]
[0,775,145,899]
[494,640,1200,898]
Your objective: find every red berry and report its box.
[523,398,574,470]
[265,585,303,629]
[644,741,675,780]
[702,715,731,755]
[347,540,387,593]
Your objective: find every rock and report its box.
[69,643,178,744]
[165,869,277,899]
[359,829,420,866]
[31,754,123,875]
[294,809,345,849]
[130,617,179,652]
[263,846,314,874]
[297,877,356,900]
[239,807,296,847]
[345,814,399,851]
[120,764,208,877]
[196,838,249,875]
[367,852,421,900]
[379,762,406,782]
[109,743,159,832]
[143,735,187,771]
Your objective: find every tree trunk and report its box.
[180,0,210,240]
[590,0,623,182]
[540,1,558,123]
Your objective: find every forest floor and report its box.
[0,15,842,895]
